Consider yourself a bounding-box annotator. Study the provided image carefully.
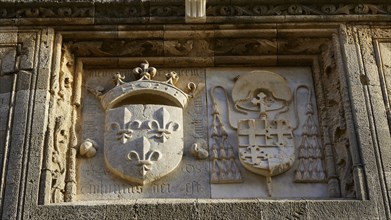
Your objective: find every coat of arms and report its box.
[97,61,195,185]
[210,70,306,196]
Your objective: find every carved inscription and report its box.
[152,183,172,194]
[185,181,203,195]
[182,164,202,173]
[80,184,143,194]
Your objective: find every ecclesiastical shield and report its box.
[237,117,295,177]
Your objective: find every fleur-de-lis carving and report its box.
[113,72,125,86]
[109,120,142,144]
[147,107,180,143]
[128,137,162,176]
[165,71,179,85]
[133,60,157,80]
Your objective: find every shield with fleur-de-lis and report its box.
[99,61,194,185]
[104,104,184,185]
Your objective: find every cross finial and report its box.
[251,92,269,117]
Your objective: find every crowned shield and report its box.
[98,61,193,185]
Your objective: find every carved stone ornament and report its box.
[79,139,97,158]
[98,61,193,185]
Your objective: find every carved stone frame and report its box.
[2,23,390,219]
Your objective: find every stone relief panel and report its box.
[77,65,209,200]
[206,67,328,198]
[74,63,330,200]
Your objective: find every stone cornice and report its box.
[0,0,390,25]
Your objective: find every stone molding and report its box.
[0,1,390,25]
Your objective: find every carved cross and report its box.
[267,120,293,146]
[238,119,292,147]
[251,92,275,116]
[237,119,267,146]
[251,92,268,115]
[240,146,267,165]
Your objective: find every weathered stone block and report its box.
[0,47,16,74]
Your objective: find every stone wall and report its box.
[0,0,390,219]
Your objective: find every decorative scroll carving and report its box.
[278,38,331,55]
[165,40,194,56]
[150,6,185,17]
[48,46,76,203]
[165,39,213,57]
[0,7,94,18]
[64,40,164,57]
[51,116,67,203]
[215,39,277,56]
[206,4,391,16]
[0,3,389,21]
[95,4,148,18]
[63,37,331,59]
